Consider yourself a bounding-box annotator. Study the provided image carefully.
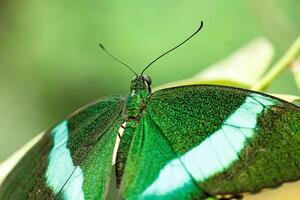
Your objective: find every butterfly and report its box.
[1,21,300,200]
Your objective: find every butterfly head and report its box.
[130,75,152,93]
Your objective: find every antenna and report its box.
[141,21,204,75]
[98,43,138,76]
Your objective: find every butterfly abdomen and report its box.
[116,123,136,187]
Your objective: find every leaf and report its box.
[267,93,300,103]
[290,58,300,92]
[155,37,274,91]
[0,132,44,186]
[252,36,300,92]
[244,181,300,200]
[193,38,274,85]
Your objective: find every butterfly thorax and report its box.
[125,76,151,121]
[116,76,151,186]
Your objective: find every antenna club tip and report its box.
[198,21,204,30]
[98,43,105,49]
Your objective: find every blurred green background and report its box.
[0,0,299,162]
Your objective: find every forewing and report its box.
[0,95,125,200]
[146,85,300,196]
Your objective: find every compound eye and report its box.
[131,76,138,81]
[142,75,152,86]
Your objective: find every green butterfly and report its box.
[1,21,300,200]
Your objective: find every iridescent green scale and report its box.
[0,74,300,200]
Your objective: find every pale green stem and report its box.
[251,36,300,92]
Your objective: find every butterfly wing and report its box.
[120,115,209,200]
[121,85,300,199]
[0,95,125,200]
